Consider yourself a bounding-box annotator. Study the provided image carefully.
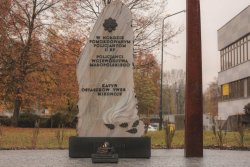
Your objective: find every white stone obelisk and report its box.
[76,0,144,137]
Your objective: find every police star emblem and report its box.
[103,17,118,33]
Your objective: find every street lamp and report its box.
[159,10,186,130]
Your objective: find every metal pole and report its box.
[185,0,203,157]
[159,10,186,130]
[176,87,179,114]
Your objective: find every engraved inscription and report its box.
[81,83,126,96]
[89,35,132,67]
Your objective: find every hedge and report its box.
[0,112,77,128]
[18,113,40,127]
[0,116,12,126]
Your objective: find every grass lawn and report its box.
[0,127,76,149]
[147,129,250,148]
[1,127,250,149]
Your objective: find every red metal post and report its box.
[185,0,203,157]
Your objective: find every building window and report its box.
[238,80,244,98]
[248,35,250,60]
[225,50,228,69]
[248,77,250,97]
[241,40,244,62]
[221,79,245,101]
[244,38,248,61]
[223,49,226,70]
[232,45,235,66]
[220,34,250,71]
[221,84,229,100]
[238,41,242,64]
[234,44,238,65]
[220,51,224,71]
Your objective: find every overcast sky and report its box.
[163,0,250,89]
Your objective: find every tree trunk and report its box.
[12,95,22,127]
[67,98,72,112]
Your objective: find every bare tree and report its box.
[203,78,219,116]
[64,0,183,53]
[162,69,185,115]
[0,0,64,126]
[0,0,183,126]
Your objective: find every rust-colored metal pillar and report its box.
[185,0,203,157]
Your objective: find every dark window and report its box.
[248,36,250,61]
[237,42,241,64]
[232,46,235,67]
[244,42,247,62]
[221,79,245,101]
[229,49,232,68]
[220,35,249,71]
[220,51,224,71]
[234,44,237,66]
[225,51,228,69]
[241,40,244,62]
[238,80,244,98]
[248,78,250,97]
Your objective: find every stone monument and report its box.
[76,0,144,137]
[69,0,150,158]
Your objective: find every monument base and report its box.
[69,136,151,158]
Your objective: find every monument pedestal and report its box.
[69,136,151,158]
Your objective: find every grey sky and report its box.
[164,0,250,89]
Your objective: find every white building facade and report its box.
[218,5,250,120]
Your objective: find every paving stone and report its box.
[0,149,250,167]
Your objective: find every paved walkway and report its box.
[0,149,250,167]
